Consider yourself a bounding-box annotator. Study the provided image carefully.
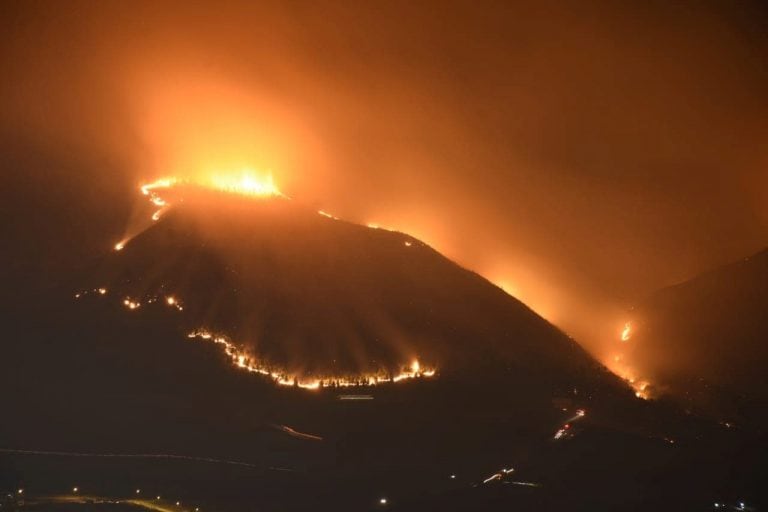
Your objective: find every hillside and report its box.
[626,248,768,424]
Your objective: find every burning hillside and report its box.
[76,174,608,394]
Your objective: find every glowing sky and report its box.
[1,0,767,378]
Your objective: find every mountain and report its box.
[625,248,768,425]
[0,185,761,511]
[74,186,608,387]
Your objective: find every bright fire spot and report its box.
[404,241,412,247]
[114,241,126,251]
[633,381,650,399]
[317,210,339,220]
[605,321,652,399]
[621,322,632,342]
[123,298,141,310]
[187,329,436,391]
[136,172,286,225]
[141,178,177,196]
[208,171,285,198]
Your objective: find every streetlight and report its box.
[72,487,79,494]
[379,497,388,505]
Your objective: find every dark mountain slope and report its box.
[78,189,609,386]
[627,247,768,424]
[1,187,758,511]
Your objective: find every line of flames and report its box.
[187,329,436,391]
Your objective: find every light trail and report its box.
[30,496,182,512]
[553,408,586,440]
[0,448,291,471]
[483,468,514,484]
[272,424,324,442]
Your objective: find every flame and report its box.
[317,210,339,220]
[603,320,652,399]
[621,322,631,342]
[123,298,141,310]
[104,172,290,253]
[141,171,284,201]
[141,178,177,196]
[208,171,284,197]
[187,329,436,391]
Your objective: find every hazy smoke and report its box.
[2,0,767,368]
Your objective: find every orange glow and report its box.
[621,322,632,342]
[317,210,339,220]
[187,329,436,391]
[634,381,650,399]
[140,171,284,216]
[114,241,126,251]
[123,298,141,310]
[208,170,285,198]
[603,320,652,399]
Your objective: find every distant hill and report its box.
[626,247,768,424]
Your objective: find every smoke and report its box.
[2,0,767,364]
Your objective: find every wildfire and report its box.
[187,329,437,391]
[208,171,284,197]
[317,210,339,220]
[123,298,141,310]
[141,171,284,202]
[78,285,434,393]
[165,295,183,311]
[621,322,632,342]
[105,172,290,253]
[604,320,652,399]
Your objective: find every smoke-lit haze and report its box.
[2,0,767,370]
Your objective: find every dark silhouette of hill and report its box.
[1,187,764,511]
[626,247,768,425]
[78,188,613,386]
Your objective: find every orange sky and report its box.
[2,0,767,369]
